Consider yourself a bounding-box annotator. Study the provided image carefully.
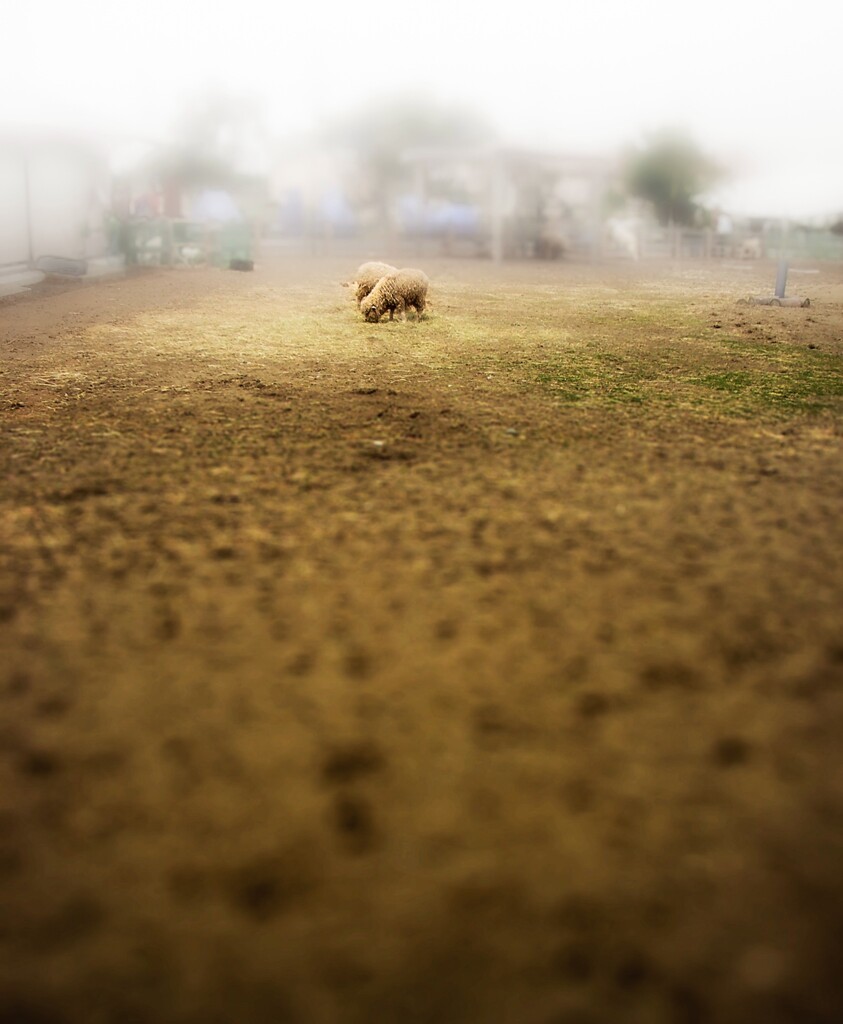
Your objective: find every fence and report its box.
[602,220,843,263]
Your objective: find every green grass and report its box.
[534,342,843,415]
[88,284,843,420]
[697,370,753,393]
[506,292,843,416]
[423,295,842,417]
[691,339,843,413]
[535,352,660,405]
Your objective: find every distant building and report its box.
[266,142,363,239]
[0,131,111,267]
[263,141,617,259]
[401,146,616,260]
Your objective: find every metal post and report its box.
[774,259,788,299]
[775,217,790,298]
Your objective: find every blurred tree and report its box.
[151,92,269,214]
[623,130,722,226]
[322,94,497,225]
[328,94,494,170]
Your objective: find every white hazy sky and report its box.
[3,0,842,218]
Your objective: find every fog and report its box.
[3,0,842,220]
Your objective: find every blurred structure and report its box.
[603,214,843,263]
[115,172,258,270]
[7,112,842,278]
[265,142,363,242]
[401,146,612,261]
[105,93,269,270]
[0,131,112,268]
[262,140,615,261]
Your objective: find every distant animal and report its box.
[738,237,762,259]
[360,268,429,323]
[343,261,397,307]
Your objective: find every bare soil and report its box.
[1,253,842,1024]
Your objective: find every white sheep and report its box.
[360,268,429,323]
[343,261,397,307]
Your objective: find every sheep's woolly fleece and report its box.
[361,268,429,322]
[344,262,397,307]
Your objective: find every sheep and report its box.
[360,268,429,323]
[343,261,397,307]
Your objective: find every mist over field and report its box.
[3,0,842,222]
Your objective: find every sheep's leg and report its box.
[414,297,426,320]
[395,299,407,322]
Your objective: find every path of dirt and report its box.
[1,253,842,1024]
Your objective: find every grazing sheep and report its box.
[360,268,429,323]
[343,261,397,307]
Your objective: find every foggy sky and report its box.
[4,0,841,218]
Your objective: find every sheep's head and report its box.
[361,297,381,322]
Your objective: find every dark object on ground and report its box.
[34,255,88,277]
[741,296,810,307]
[229,259,254,272]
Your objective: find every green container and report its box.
[213,223,253,267]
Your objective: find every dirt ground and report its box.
[1,251,842,1024]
